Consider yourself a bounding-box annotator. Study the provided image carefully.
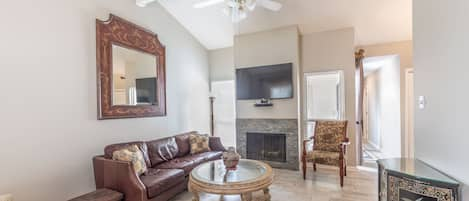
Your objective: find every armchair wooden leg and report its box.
[344,163,347,176]
[339,159,344,187]
[313,163,317,172]
[302,155,307,180]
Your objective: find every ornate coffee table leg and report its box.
[241,192,252,201]
[263,188,271,201]
[191,191,200,201]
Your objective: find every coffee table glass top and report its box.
[191,159,267,184]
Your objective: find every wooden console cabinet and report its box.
[377,158,460,201]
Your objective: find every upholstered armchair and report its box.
[302,120,349,187]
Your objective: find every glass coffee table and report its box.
[189,159,274,201]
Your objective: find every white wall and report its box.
[300,28,357,166]
[209,47,235,82]
[0,0,210,200]
[414,0,469,198]
[234,26,300,119]
[364,56,401,157]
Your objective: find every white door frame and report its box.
[404,68,415,158]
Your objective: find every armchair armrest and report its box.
[341,137,350,146]
[93,156,147,201]
[302,136,314,155]
[338,137,351,155]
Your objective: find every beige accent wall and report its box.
[358,40,413,157]
[0,0,210,200]
[358,41,413,68]
[414,0,469,197]
[301,28,357,166]
[234,26,301,119]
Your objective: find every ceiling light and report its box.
[136,0,156,7]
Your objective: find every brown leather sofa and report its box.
[93,131,226,201]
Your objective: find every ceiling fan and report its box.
[194,0,283,23]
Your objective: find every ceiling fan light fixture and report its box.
[194,0,225,8]
[135,0,156,7]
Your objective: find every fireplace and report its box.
[246,132,286,163]
[236,119,299,170]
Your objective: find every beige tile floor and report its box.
[171,166,378,201]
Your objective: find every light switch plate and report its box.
[418,96,426,109]
[0,194,13,201]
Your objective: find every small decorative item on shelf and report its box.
[254,98,273,107]
[222,147,240,170]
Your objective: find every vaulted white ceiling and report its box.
[157,0,412,50]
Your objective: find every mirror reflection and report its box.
[112,44,158,106]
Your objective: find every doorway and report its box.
[211,80,236,147]
[361,55,402,165]
[303,71,345,139]
[404,68,414,158]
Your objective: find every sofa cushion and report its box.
[140,168,185,199]
[189,134,211,154]
[174,131,197,157]
[209,137,226,152]
[104,141,151,167]
[147,137,179,167]
[112,145,148,175]
[155,151,222,175]
[187,151,223,164]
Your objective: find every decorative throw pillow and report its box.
[112,145,147,175]
[189,134,211,154]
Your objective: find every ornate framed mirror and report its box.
[96,14,166,119]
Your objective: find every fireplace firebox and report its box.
[246,132,286,163]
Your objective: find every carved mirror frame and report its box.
[96,14,166,119]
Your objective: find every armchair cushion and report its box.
[314,121,347,152]
[307,150,340,166]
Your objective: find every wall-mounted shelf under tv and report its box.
[254,103,274,107]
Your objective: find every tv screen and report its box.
[236,63,293,100]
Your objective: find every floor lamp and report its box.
[209,95,215,136]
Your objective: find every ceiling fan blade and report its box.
[259,0,282,11]
[193,0,225,8]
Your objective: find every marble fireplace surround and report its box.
[236,119,299,170]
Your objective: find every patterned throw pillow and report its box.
[112,145,147,175]
[189,134,211,154]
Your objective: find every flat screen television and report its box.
[236,63,293,100]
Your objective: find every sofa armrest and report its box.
[209,137,226,152]
[93,156,147,201]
